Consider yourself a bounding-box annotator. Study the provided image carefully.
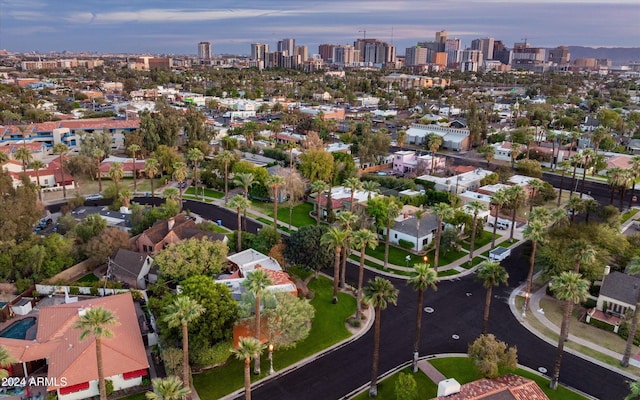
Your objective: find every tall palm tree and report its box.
[583,198,599,224]
[565,196,584,224]
[119,189,132,208]
[364,277,398,398]
[427,134,444,173]
[506,185,525,242]
[163,296,205,394]
[549,271,589,390]
[396,129,407,150]
[628,155,640,209]
[163,187,180,203]
[578,148,595,199]
[14,146,32,173]
[109,161,124,198]
[173,161,189,200]
[337,211,358,288]
[145,158,160,203]
[414,206,427,252]
[569,239,596,274]
[310,180,330,225]
[53,142,69,199]
[232,337,265,400]
[408,263,438,372]
[242,269,273,374]
[568,153,583,199]
[622,257,640,367]
[93,148,105,193]
[266,175,286,229]
[490,188,509,249]
[431,202,455,272]
[528,179,546,212]
[381,197,402,269]
[187,148,204,199]
[217,150,235,204]
[477,261,509,334]
[29,160,46,202]
[522,219,547,313]
[229,194,251,252]
[467,200,487,266]
[0,345,15,379]
[362,180,380,201]
[351,229,378,320]
[321,227,349,304]
[556,160,571,207]
[234,172,255,231]
[344,177,363,211]
[75,307,118,400]
[128,144,141,193]
[146,376,190,400]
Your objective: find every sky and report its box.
[1,0,639,56]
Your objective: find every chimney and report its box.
[168,217,175,231]
[404,212,409,220]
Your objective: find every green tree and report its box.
[187,148,204,199]
[477,145,495,169]
[430,202,455,272]
[467,200,487,265]
[92,148,105,193]
[217,151,235,204]
[622,257,640,367]
[284,225,333,276]
[394,372,418,400]
[367,196,402,269]
[233,172,255,230]
[522,219,547,312]
[109,161,124,198]
[477,261,509,334]
[337,211,358,288]
[173,161,189,200]
[232,337,265,400]
[549,271,589,390]
[626,378,640,400]
[506,185,525,242]
[362,180,381,201]
[266,292,315,350]
[299,149,334,183]
[146,376,190,400]
[569,238,596,273]
[14,146,32,173]
[352,229,379,320]
[145,158,160,202]
[344,176,363,212]
[53,142,69,199]
[266,174,286,228]
[468,333,518,378]
[396,130,407,151]
[163,296,205,394]
[242,269,273,374]
[0,346,14,378]
[184,104,207,143]
[229,195,251,252]
[364,277,398,398]
[408,263,438,372]
[427,134,444,172]
[490,188,509,249]
[128,144,141,193]
[75,307,118,400]
[310,180,330,225]
[29,159,45,202]
[154,238,228,281]
[75,213,107,243]
[321,227,349,304]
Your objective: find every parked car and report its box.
[85,193,104,200]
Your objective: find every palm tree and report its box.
[29,160,46,202]
[362,180,380,201]
[310,180,330,225]
[337,211,358,288]
[556,160,571,207]
[14,146,32,173]
[163,296,205,393]
[431,203,455,272]
[53,142,69,199]
[187,148,204,199]
[583,198,599,223]
[146,376,190,400]
[628,156,640,209]
[549,271,589,390]
[565,196,584,224]
[0,346,15,379]
[128,144,141,193]
[622,257,640,367]
[232,337,266,400]
[229,194,251,252]
[568,153,583,199]
[396,129,407,150]
[119,189,132,208]
[490,188,509,249]
[173,161,189,200]
[625,378,640,400]
[467,200,487,266]
[569,239,596,274]
[145,158,160,203]
[382,197,402,269]
[242,269,273,374]
[344,177,363,211]
[75,307,118,400]
[109,161,124,198]
[364,277,398,398]
[351,229,378,320]
[163,187,180,204]
[408,263,438,373]
[321,227,349,304]
[506,185,525,242]
[477,261,509,334]
[234,172,255,231]
[93,148,105,193]
[266,175,286,229]
[578,148,595,198]
[522,219,546,313]
[528,179,546,212]
[217,150,235,204]
[427,134,443,173]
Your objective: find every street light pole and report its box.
[268,344,274,375]
[405,255,411,268]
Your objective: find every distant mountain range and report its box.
[566,46,640,65]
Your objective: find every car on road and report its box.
[85,193,104,200]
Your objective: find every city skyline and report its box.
[1,0,639,55]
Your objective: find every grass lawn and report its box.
[351,367,437,400]
[621,208,639,223]
[118,393,146,400]
[365,243,416,267]
[430,357,588,400]
[438,269,459,277]
[192,276,356,399]
[461,231,494,252]
[74,273,99,283]
[184,187,224,199]
[256,217,293,233]
[277,202,316,228]
[430,247,468,266]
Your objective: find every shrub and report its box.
[161,347,184,377]
[191,340,233,366]
[347,317,361,328]
[69,286,80,295]
[618,320,640,346]
[398,239,414,250]
[588,318,615,332]
[105,380,114,397]
[89,286,99,296]
[589,285,601,297]
[395,372,418,400]
[15,278,33,294]
[582,298,597,309]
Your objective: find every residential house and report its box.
[405,123,470,151]
[596,268,640,318]
[0,293,149,400]
[417,168,493,195]
[311,186,379,218]
[98,156,147,179]
[388,211,440,252]
[2,159,73,191]
[70,206,132,231]
[434,374,549,400]
[491,141,525,163]
[392,150,445,175]
[109,249,154,289]
[136,213,228,254]
[0,142,49,161]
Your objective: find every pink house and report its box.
[392,150,445,175]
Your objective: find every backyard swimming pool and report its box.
[0,317,36,340]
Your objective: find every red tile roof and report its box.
[434,374,549,400]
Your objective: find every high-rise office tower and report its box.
[278,38,295,56]
[295,45,308,63]
[405,46,428,66]
[512,41,546,71]
[318,44,336,62]
[549,45,570,65]
[198,42,212,61]
[333,45,359,65]
[251,43,270,61]
[435,30,448,51]
[471,38,494,61]
[492,41,512,65]
[444,38,461,67]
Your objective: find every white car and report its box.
[85,194,104,201]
